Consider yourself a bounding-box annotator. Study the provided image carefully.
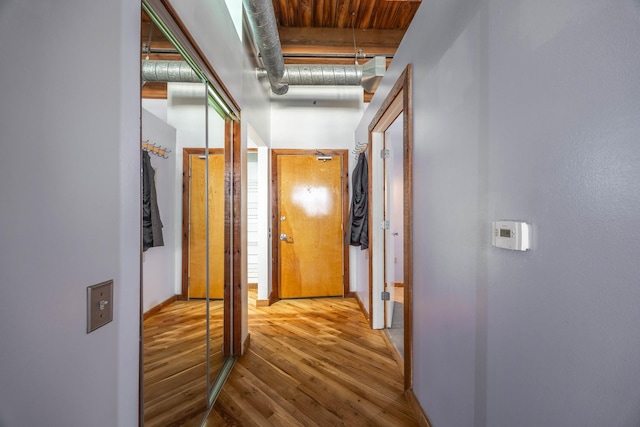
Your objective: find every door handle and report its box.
[280,234,294,243]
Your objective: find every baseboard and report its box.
[353,292,369,322]
[143,295,178,320]
[268,290,279,306]
[394,282,405,287]
[242,333,251,355]
[248,282,258,290]
[405,389,432,427]
[345,291,357,298]
[256,290,278,307]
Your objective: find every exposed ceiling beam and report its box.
[141,82,168,99]
[278,27,404,57]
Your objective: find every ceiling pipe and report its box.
[141,56,386,93]
[141,60,201,83]
[243,0,288,95]
[255,56,386,93]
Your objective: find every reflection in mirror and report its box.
[383,113,404,359]
[140,6,227,425]
[203,102,226,389]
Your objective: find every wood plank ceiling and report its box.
[141,0,421,101]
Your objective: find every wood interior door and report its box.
[188,153,225,299]
[277,154,344,298]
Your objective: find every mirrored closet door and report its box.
[140,2,236,424]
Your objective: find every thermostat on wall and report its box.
[492,221,531,251]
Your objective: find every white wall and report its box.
[142,108,177,312]
[142,98,168,122]
[356,1,640,426]
[0,1,140,426]
[270,86,364,150]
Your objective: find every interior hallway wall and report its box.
[270,87,364,150]
[355,0,640,426]
[0,1,140,426]
[142,108,177,313]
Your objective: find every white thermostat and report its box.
[492,221,531,251]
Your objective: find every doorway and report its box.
[368,65,413,390]
[271,149,350,299]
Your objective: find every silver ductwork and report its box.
[243,0,288,95]
[141,56,386,93]
[141,61,201,83]
[282,65,363,86]
[255,56,386,93]
[360,56,387,93]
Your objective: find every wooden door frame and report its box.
[368,64,413,391]
[270,149,350,301]
[181,147,225,300]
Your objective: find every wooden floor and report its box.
[144,291,418,426]
[144,300,225,427]
[204,291,418,426]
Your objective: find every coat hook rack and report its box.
[352,141,368,160]
[142,140,171,159]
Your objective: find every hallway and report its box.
[203,290,418,426]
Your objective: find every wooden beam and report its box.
[141,53,184,61]
[141,82,167,99]
[282,56,391,66]
[279,27,404,56]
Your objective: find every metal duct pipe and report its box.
[284,65,363,86]
[141,61,202,83]
[255,57,386,93]
[141,57,386,93]
[243,0,288,95]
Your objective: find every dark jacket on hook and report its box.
[142,151,164,251]
[347,152,368,249]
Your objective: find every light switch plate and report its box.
[87,280,113,333]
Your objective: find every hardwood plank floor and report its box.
[144,300,225,427]
[204,291,418,426]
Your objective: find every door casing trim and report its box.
[367,64,413,391]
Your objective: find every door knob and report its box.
[280,234,294,243]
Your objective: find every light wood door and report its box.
[189,154,225,299]
[277,154,344,298]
